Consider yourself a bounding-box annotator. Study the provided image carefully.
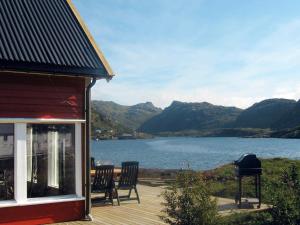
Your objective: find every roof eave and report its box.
[0,67,112,80]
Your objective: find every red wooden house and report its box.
[0,0,114,224]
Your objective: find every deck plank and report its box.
[55,185,269,225]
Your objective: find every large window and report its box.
[27,124,75,198]
[0,124,14,201]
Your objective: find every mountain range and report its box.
[139,101,242,132]
[92,98,300,138]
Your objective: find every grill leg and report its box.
[258,175,261,209]
[255,175,258,198]
[238,176,242,208]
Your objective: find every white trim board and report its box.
[75,123,83,197]
[14,123,27,204]
[0,118,85,123]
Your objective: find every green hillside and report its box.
[91,100,162,135]
[272,100,300,129]
[233,98,296,129]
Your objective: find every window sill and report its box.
[0,195,85,208]
[0,200,17,208]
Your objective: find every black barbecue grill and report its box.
[234,154,262,208]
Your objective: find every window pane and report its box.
[0,124,14,200]
[27,124,75,198]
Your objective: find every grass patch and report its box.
[203,158,300,203]
[219,211,272,225]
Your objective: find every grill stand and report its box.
[235,174,261,209]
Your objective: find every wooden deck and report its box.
[55,185,268,225]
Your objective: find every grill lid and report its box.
[234,154,262,176]
[234,153,261,168]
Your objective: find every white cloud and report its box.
[92,18,300,109]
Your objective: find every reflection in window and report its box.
[27,124,75,198]
[0,124,14,200]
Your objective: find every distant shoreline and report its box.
[92,129,300,140]
[146,127,300,139]
[93,135,300,141]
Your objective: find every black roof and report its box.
[0,0,113,78]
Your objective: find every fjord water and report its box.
[92,137,300,170]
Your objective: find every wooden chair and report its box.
[91,157,96,170]
[91,165,118,205]
[0,170,8,200]
[0,158,14,200]
[116,161,140,204]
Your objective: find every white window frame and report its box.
[0,118,85,208]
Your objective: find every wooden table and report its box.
[90,168,121,177]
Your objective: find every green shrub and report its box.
[161,170,219,225]
[267,164,300,225]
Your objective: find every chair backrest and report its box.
[92,165,114,192]
[91,157,96,170]
[119,161,139,188]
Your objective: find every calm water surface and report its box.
[92,137,300,170]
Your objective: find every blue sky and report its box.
[73,0,300,109]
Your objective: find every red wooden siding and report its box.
[0,73,85,119]
[0,200,85,224]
